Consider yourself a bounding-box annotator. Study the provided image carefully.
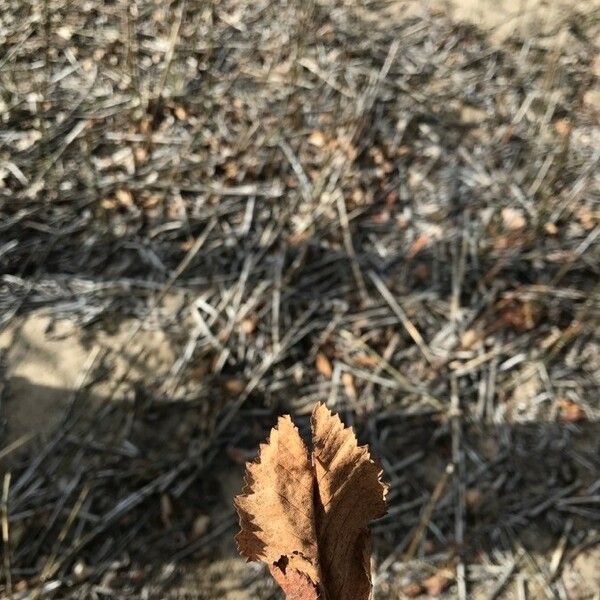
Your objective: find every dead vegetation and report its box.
[0,0,599,598]
[235,404,387,599]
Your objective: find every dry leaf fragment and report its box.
[241,316,257,335]
[341,372,357,399]
[408,233,430,259]
[115,188,134,207]
[224,378,246,395]
[353,354,379,369]
[191,514,210,539]
[545,222,558,235]
[421,569,454,596]
[235,415,319,595]
[460,329,482,350]
[100,197,117,210]
[308,130,327,148]
[501,207,526,231]
[576,206,596,230]
[174,105,187,121]
[554,118,572,137]
[315,353,333,378]
[235,404,387,600]
[558,399,586,423]
[498,299,541,332]
[402,581,425,598]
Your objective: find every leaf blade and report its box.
[235,415,319,586]
[311,404,388,600]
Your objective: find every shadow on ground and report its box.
[1,382,598,598]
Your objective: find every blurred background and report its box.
[1,0,599,598]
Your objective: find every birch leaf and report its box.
[311,404,387,599]
[235,404,387,599]
[234,415,319,591]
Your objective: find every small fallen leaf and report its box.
[545,222,558,235]
[385,190,399,205]
[341,372,357,399]
[224,379,246,395]
[422,569,454,596]
[315,352,333,378]
[225,161,239,179]
[353,353,379,369]
[180,238,195,252]
[460,104,487,125]
[241,316,257,335]
[402,581,425,597]
[288,230,311,246]
[554,119,572,137]
[576,206,596,230]
[592,54,600,78]
[100,198,117,210]
[134,146,148,163]
[308,130,327,148]
[408,233,430,259]
[142,194,161,210]
[174,105,187,120]
[499,299,541,332]
[115,188,134,207]
[512,370,541,406]
[371,209,391,224]
[501,207,526,231]
[460,329,482,350]
[558,399,586,423]
[235,404,387,600]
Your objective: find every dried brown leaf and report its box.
[554,118,572,137]
[235,415,319,589]
[115,188,134,207]
[501,207,526,231]
[315,353,333,378]
[402,581,425,598]
[224,378,246,395]
[408,232,430,259]
[311,404,387,599]
[353,354,379,369]
[421,569,454,596]
[241,316,257,335]
[308,130,327,148]
[341,372,357,399]
[545,222,558,236]
[460,329,482,350]
[235,404,387,599]
[558,399,586,423]
[498,299,541,332]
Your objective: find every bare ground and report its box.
[1,0,599,598]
